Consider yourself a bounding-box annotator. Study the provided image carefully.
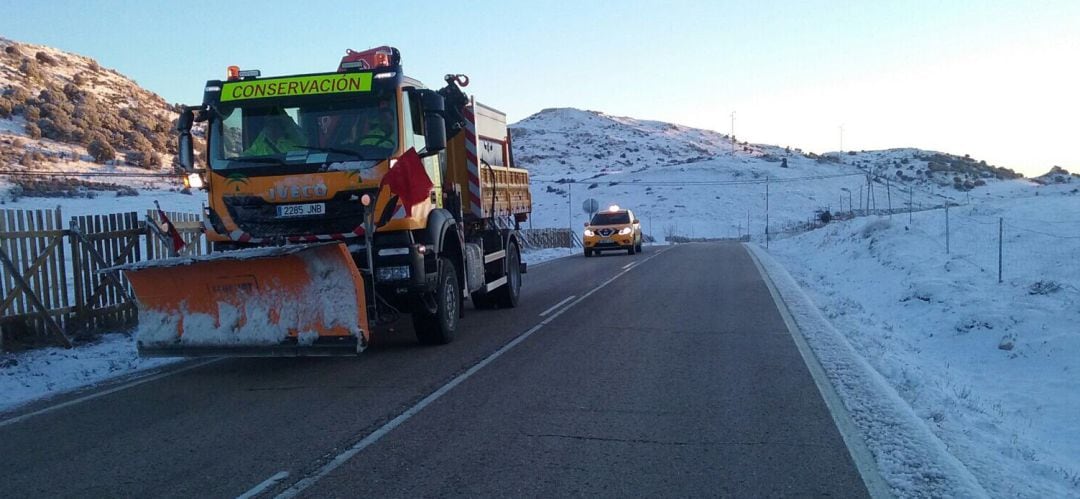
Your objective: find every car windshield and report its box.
[210,95,398,169]
[590,212,630,225]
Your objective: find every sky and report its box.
[2,0,1077,176]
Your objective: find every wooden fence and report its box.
[519,228,580,249]
[1,207,580,351]
[0,207,206,351]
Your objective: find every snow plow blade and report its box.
[120,243,368,358]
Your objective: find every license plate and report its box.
[599,237,613,244]
[276,203,325,218]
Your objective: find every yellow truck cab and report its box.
[583,206,643,257]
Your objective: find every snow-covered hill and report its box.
[510,108,1029,240]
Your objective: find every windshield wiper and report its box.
[292,146,365,160]
[231,156,287,165]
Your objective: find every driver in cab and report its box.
[340,101,397,151]
[244,108,306,156]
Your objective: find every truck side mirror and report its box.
[177,107,195,173]
[178,133,194,172]
[418,90,446,154]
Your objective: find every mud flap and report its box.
[119,243,368,357]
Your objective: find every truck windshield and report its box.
[591,212,631,225]
[210,96,398,169]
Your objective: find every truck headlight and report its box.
[376,265,411,282]
[584,229,595,237]
[618,227,633,235]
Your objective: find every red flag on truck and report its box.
[154,201,187,254]
[381,147,433,217]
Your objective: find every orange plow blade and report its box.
[121,243,368,357]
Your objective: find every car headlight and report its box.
[618,227,633,235]
[584,229,595,237]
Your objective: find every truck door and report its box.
[402,90,442,207]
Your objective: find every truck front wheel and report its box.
[413,257,459,345]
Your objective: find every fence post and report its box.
[765,177,770,248]
[998,217,1003,283]
[945,203,950,254]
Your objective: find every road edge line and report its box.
[0,358,222,429]
[744,244,893,499]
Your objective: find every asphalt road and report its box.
[0,243,869,498]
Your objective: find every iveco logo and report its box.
[266,183,328,201]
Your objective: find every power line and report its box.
[533,172,866,187]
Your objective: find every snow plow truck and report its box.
[123,47,531,357]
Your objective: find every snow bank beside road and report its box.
[0,334,178,414]
[764,205,1080,497]
[748,244,988,498]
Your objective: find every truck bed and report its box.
[444,100,531,220]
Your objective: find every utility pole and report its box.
[886,177,892,217]
[746,209,750,242]
[909,186,913,223]
[945,203,950,254]
[567,181,573,231]
[765,177,770,248]
[730,111,736,154]
[998,217,1003,283]
[839,124,844,153]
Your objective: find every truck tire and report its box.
[627,244,636,255]
[472,241,522,309]
[584,248,593,257]
[492,241,521,308]
[413,257,459,345]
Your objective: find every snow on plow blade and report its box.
[120,243,368,357]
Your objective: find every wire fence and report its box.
[536,167,1076,291]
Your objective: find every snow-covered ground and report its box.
[0,244,581,415]
[2,103,1076,495]
[766,184,1080,497]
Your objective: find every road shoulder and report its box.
[745,243,987,498]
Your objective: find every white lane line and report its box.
[539,295,576,317]
[237,471,289,499]
[621,262,636,270]
[276,247,671,499]
[0,358,222,429]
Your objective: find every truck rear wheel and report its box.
[492,241,521,308]
[472,241,521,309]
[413,257,459,345]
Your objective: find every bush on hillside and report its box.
[18,58,41,80]
[34,51,57,66]
[24,122,41,139]
[87,136,116,163]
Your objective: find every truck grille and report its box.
[223,190,373,238]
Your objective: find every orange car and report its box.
[583,206,643,257]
